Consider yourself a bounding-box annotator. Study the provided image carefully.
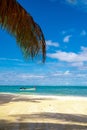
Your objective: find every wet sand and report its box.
[0,93,87,130]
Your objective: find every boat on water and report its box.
[20,87,36,91]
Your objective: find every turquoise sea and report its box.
[0,85,87,97]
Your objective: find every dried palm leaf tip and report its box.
[0,0,46,62]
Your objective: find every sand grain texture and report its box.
[0,93,87,130]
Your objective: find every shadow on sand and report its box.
[0,94,52,105]
[0,113,87,130]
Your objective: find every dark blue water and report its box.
[0,85,87,97]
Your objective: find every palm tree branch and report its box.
[0,0,46,62]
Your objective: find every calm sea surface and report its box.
[0,85,87,97]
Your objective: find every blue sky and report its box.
[0,0,87,85]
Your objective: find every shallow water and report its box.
[0,85,87,97]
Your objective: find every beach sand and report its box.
[0,93,87,130]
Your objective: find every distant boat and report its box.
[20,87,26,90]
[26,88,36,91]
[20,87,36,91]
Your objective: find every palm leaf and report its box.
[0,0,46,62]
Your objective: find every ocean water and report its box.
[0,85,87,97]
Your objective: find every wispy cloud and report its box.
[64,0,87,12]
[0,58,22,62]
[1,67,87,85]
[49,0,87,12]
[46,40,59,47]
[50,70,72,77]
[64,70,71,75]
[66,0,77,5]
[71,62,83,67]
[0,71,46,85]
[63,35,72,43]
[20,74,45,79]
[80,30,87,36]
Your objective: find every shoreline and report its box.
[1,92,87,100]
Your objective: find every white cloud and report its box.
[0,71,46,85]
[48,51,77,62]
[0,58,22,62]
[80,30,87,36]
[63,35,72,43]
[64,70,71,75]
[76,73,87,78]
[0,71,21,84]
[1,67,87,86]
[65,0,87,12]
[47,46,87,63]
[20,74,45,79]
[71,62,83,67]
[52,71,64,76]
[49,0,87,12]
[66,0,77,5]
[46,40,59,47]
[51,70,71,77]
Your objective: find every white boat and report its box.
[20,87,36,91]
[25,88,36,91]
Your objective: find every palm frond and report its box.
[0,0,46,62]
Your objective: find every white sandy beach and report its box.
[0,93,87,130]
